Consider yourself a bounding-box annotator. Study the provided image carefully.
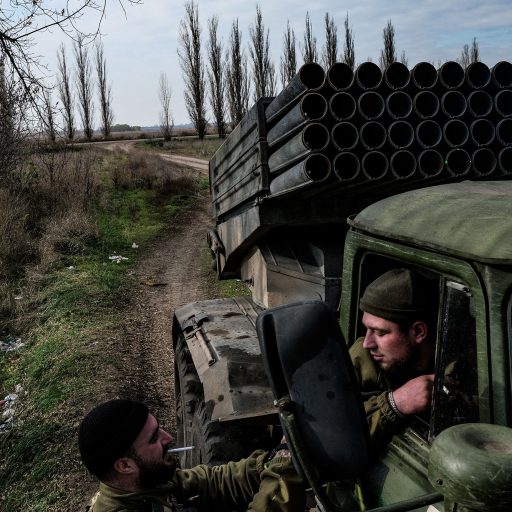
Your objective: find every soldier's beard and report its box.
[384,339,419,376]
[130,450,177,489]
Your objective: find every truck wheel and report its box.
[175,335,275,467]
[174,335,202,468]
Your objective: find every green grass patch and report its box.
[139,135,223,160]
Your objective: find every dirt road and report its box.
[106,147,215,431]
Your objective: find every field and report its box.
[0,138,237,511]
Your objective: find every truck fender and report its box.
[172,297,276,423]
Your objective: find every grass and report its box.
[0,147,199,511]
[140,135,224,160]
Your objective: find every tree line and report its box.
[0,1,483,146]
[175,1,482,140]
[41,38,114,142]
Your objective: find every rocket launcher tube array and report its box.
[210,59,512,220]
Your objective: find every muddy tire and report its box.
[174,334,275,467]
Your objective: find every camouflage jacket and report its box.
[88,450,305,512]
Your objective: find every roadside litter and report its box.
[109,255,129,263]
[0,384,25,434]
[0,333,25,352]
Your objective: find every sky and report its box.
[34,0,512,127]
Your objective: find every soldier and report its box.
[78,399,304,512]
[350,268,438,446]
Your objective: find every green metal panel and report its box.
[350,181,512,265]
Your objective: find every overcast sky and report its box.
[36,0,512,127]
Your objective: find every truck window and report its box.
[428,280,479,441]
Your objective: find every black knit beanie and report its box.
[78,399,149,477]
[360,268,432,323]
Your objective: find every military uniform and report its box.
[349,338,407,446]
[88,451,304,512]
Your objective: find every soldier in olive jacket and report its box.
[79,400,305,512]
[349,268,438,446]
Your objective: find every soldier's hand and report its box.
[392,374,434,415]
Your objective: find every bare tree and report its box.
[57,44,75,140]
[207,16,226,138]
[226,19,249,127]
[0,0,141,118]
[458,37,479,69]
[470,37,480,63]
[95,41,113,137]
[158,72,173,141]
[42,86,57,142]
[342,13,355,70]
[0,57,21,181]
[74,37,95,140]
[322,13,338,69]
[178,0,207,140]
[400,50,408,67]
[249,5,276,101]
[379,19,397,70]
[301,12,318,64]
[280,21,297,88]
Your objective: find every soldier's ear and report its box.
[113,456,138,475]
[411,320,428,343]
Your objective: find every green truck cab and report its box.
[338,180,512,510]
[172,61,512,510]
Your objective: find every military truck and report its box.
[172,60,512,510]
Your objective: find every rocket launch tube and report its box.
[330,92,357,121]
[443,120,470,147]
[411,62,438,89]
[355,61,382,90]
[438,61,465,90]
[467,90,493,117]
[387,91,413,119]
[361,151,389,179]
[265,62,325,124]
[470,119,495,147]
[333,152,360,181]
[491,61,512,89]
[267,92,328,147]
[390,150,417,178]
[358,91,385,120]
[499,147,512,174]
[413,91,440,119]
[496,119,512,146]
[472,148,497,176]
[465,62,491,89]
[441,90,467,118]
[418,150,444,177]
[269,153,331,195]
[445,148,472,176]
[327,62,354,91]
[331,122,359,151]
[416,120,443,148]
[360,122,387,150]
[495,90,512,117]
[268,122,330,173]
[388,121,414,149]
[384,61,411,90]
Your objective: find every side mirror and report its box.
[256,300,371,505]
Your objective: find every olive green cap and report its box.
[359,268,432,323]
